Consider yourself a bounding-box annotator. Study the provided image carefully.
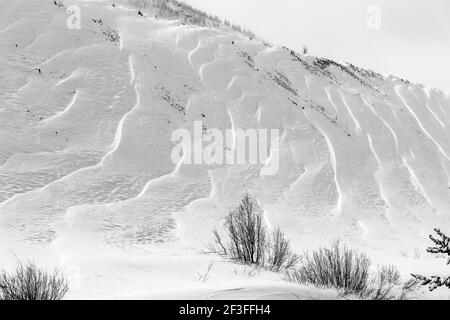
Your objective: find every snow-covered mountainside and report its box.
[1,0,450,299]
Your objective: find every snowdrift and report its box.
[1,0,449,299]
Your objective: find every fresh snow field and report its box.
[0,0,450,299]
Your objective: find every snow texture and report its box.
[1,0,450,299]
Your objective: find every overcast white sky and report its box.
[181,0,450,93]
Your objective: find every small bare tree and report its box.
[208,194,299,271]
[363,265,401,300]
[302,45,309,54]
[266,228,299,271]
[412,229,450,291]
[226,194,266,265]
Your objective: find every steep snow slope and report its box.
[1,0,450,299]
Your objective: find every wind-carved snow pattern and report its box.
[1,0,450,299]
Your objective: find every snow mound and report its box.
[1,0,450,299]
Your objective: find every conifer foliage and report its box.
[412,229,450,291]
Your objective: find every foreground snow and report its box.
[1,0,450,299]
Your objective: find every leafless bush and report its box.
[195,259,215,282]
[207,227,227,255]
[399,247,422,259]
[302,45,309,54]
[412,228,450,291]
[285,241,371,295]
[362,265,401,300]
[208,195,298,272]
[286,242,416,299]
[0,261,69,300]
[266,228,299,271]
[226,194,266,265]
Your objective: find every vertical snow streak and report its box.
[367,134,381,167]
[395,86,450,161]
[99,56,139,165]
[367,134,391,212]
[102,83,140,163]
[188,40,202,67]
[255,106,262,123]
[226,107,236,151]
[324,87,340,115]
[435,98,450,127]
[315,126,343,215]
[401,155,434,209]
[361,97,399,152]
[424,103,446,129]
[304,76,312,92]
[358,221,369,239]
[128,56,135,84]
[119,31,124,51]
[422,87,449,130]
[338,90,361,131]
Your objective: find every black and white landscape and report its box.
[0,0,449,300]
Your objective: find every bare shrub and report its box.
[0,261,69,300]
[208,227,227,255]
[302,45,309,54]
[208,195,298,272]
[225,194,266,265]
[286,242,415,299]
[412,228,450,291]
[362,265,401,300]
[266,228,299,271]
[399,247,422,259]
[195,259,215,282]
[285,241,371,295]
